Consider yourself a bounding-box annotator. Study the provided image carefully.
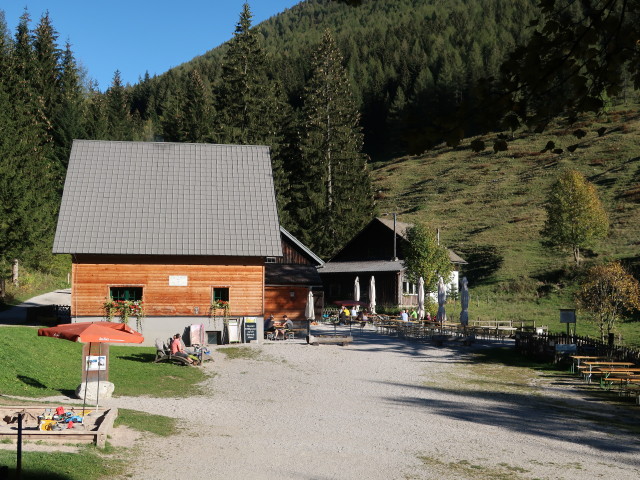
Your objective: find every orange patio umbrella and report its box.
[38,322,144,413]
[38,321,144,344]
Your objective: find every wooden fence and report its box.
[515,332,640,363]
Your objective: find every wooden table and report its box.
[569,356,606,374]
[582,361,635,383]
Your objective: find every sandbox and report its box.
[0,406,118,448]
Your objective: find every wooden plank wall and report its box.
[264,286,309,321]
[278,240,313,265]
[72,255,264,317]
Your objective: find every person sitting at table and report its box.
[400,309,409,322]
[264,314,275,336]
[357,310,368,327]
[410,309,418,320]
[275,315,293,339]
[425,312,432,322]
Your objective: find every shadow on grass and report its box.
[114,353,156,363]
[2,469,70,480]
[16,375,48,390]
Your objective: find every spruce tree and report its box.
[54,42,86,175]
[4,10,59,267]
[292,29,373,259]
[215,2,291,222]
[215,2,277,145]
[183,68,213,142]
[84,80,109,140]
[105,70,134,140]
[159,71,187,142]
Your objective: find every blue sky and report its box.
[2,1,300,90]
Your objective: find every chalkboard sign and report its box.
[244,322,257,342]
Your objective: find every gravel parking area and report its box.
[24,323,640,479]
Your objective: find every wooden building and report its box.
[264,227,324,324]
[317,217,466,308]
[53,140,284,344]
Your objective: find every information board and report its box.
[559,309,576,324]
[169,275,188,286]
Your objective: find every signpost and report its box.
[560,308,576,336]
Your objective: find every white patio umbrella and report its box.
[353,276,360,313]
[436,276,447,323]
[459,277,469,327]
[368,276,376,314]
[305,290,315,338]
[305,290,315,321]
[417,277,425,320]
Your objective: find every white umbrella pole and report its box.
[95,342,101,414]
[82,342,90,416]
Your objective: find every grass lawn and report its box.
[0,445,127,480]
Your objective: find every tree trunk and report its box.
[12,259,19,287]
[573,246,580,266]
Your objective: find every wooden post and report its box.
[17,413,23,479]
[12,259,19,287]
[0,277,5,301]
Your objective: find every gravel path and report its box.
[29,324,640,479]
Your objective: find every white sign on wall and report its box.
[169,275,188,286]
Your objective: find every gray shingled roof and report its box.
[53,140,282,256]
[317,260,405,274]
[265,264,323,286]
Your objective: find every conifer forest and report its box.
[1,0,639,271]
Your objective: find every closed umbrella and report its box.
[417,277,425,320]
[38,322,144,414]
[436,277,447,324]
[305,290,315,338]
[459,277,469,327]
[369,276,376,315]
[353,276,360,303]
[305,290,315,320]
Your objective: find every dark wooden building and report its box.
[264,227,324,323]
[318,218,466,308]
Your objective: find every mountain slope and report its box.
[373,107,640,287]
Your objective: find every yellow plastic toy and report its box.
[39,419,57,431]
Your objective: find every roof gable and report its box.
[279,226,324,266]
[330,217,466,264]
[53,140,282,257]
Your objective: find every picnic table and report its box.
[581,361,635,383]
[569,355,606,374]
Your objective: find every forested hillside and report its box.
[1,0,638,309]
[160,0,541,156]
[1,0,546,271]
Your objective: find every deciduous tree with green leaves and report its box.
[578,262,640,341]
[402,223,452,297]
[541,169,609,267]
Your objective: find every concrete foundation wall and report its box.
[73,316,265,347]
